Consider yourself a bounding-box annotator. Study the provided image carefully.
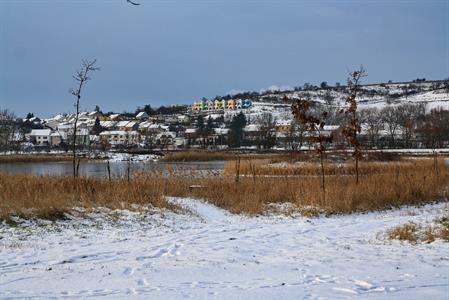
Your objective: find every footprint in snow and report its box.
[137,278,148,286]
[123,267,134,276]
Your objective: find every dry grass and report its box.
[0,154,73,163]
[386,217,449,244]
[224,157,443,177]
[0,172,186,221]
[188,165,448,215]
[1,157,448,220]
[161,150,291,162]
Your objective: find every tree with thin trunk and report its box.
[69,59,99,178]
[359,108,383,149]
[292,98,330,199]
[381,106,401,148]
[340,66,366,184]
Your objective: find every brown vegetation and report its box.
[1,157,448,220]
[386,216,449,244]
[224,157,444,177]
[161,150,289,162]
[0,155,73,163]
[0,172,179,221]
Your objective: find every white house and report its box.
[99,130,140,146]
[29,129,51,145]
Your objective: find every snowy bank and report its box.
[0,199,448,299]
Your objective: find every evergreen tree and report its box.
[92,117,104,135]
[228,112,247,148]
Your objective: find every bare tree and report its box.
[396,103,425,148]
[255,113,277,149]
[292,98,331,198]
[341,66,366,184]
[69,59,99,178]
[381,106,401,148]
[0,109,19,152]
[359,108,383,149]
[285,119,306,151]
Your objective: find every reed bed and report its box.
[0,154,73,163]
[161,150,290,162]
[189,164,448,215]
[224,157,443,177]
[1,158,447,220]
[0,172,187,221]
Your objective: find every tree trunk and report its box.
[72,96,80,178]
[320,150,326,203]
[235,155,240,183]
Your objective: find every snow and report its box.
[104,152,159,162]
[0,199,448,299]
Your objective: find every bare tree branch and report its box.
[70,59,99,178]
[126,0,141,5]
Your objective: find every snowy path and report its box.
[0,199,448,299]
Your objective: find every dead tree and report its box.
[292,99,331,199]
[69,59,99,178]
[341,66,366,184]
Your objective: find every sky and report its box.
[1,0,448,117]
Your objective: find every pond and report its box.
[0,160,226,178]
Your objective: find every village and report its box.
[3,78,447,155]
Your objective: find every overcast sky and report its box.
[1,0,448,117]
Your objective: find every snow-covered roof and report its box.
[109,114,121,120]
[244,124,260,132]
[136,112,149,118]
[116,121,130,127]
[50,131,62,137]
[185,128,196,134]
[125,121,137,128]
[100,121,116,128]
[30,129,51,136]
[100,130,128,136]
[214,128,229,135]
[323,125,339,131]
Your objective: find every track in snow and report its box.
[0,198,448,299]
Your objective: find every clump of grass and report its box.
[387,222,420,243]
[386,217,449,244]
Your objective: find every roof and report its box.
[100,121,117,128]
[115,121,128,127]
[136,112,149,118]
[243,124,260,132]
[30,129,51,136]
[125,121,137,128]
[50,131,62,137]
[214,128,229,134]
[109,114,121,120]
[100,130,128,136]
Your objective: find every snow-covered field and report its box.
[1,198,448,299]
